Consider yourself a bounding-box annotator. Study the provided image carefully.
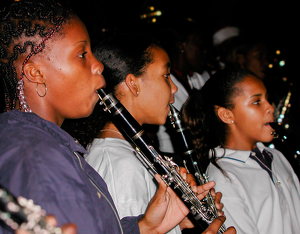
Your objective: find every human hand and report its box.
[212,190,224,217]
[15,215,77,234]
[178,167,216,230]
[179,167,225,230]
[178,167,197,192]
[138,174,216,234]
[201,216,236,234]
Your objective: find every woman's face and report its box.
[135,46,178,125]
[183,33,206,73]
[31,16,105,125]
[244,44,269,79]
[227,75,274,150]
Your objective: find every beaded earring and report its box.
[17,79,32,112]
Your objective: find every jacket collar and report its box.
[6,110,87,154]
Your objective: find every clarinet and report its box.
[97,89,225,233]
[269,122,300,175]
[0,185,62,234]
[168,104,226,233]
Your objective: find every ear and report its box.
[236,54,245,69]
[23,62,44,84]
[125,74,140,97]
[217,106,234,124]
[176,42,185,54]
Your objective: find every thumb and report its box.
[153,174,168,203]
[61,223,77,234]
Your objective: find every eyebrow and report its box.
[166,62,171,68]
[250,91,269,100]
[74,40,88,46]
[250,93,262,99]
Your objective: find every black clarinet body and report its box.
[168,104,226,233]
[168,104,207,185]
[97,89,225,233]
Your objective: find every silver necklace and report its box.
[251,152,281,186]
[100,129,123,136]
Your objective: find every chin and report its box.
[79,106,95,118]
[263,135,275,144]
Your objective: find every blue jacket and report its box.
[0,110,140,234]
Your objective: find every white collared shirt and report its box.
[207,142,300,234]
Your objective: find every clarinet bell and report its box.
[269,122,287,141]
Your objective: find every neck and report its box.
[98,123,125,140]
[223,140,256,151]
[224,132,257,151]
[223,142,257,151]
[223,146,254,151]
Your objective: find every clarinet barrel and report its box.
[97,89,225,234]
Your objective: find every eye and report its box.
[78,51,87,58]
[253,100,261,105]
[164,73,171,79]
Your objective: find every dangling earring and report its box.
[36,82,47,97]
[17,78,32,112]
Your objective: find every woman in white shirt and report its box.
[64,33,235,234]
[182,68,300,234]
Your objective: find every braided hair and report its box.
[0,0,73,112]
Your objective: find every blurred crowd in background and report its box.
[0,0,295,154]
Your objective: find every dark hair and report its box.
[62,33,164,148]
[0,0,74,112]
[182,68,259,170]
[93,33,162,94]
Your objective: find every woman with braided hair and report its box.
[0,1,228,234]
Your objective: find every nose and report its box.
[92,56,106,88]
[267,101,274,115]
[170,78,178,95]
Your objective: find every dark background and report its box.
[0,0,293,78]
[68,0,291,50]
[57,0,293,83]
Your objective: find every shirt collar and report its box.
[214,143,266,163]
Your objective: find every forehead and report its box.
[248,43,267,54]
[56,16,87,40]
[187,33,203,44]
[150,46,170,63]
[46,16,89,49]
[237,75,266,95]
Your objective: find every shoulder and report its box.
[0,111,85,196]
[87,138,145,174]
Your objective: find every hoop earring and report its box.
[36,83,47,97]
